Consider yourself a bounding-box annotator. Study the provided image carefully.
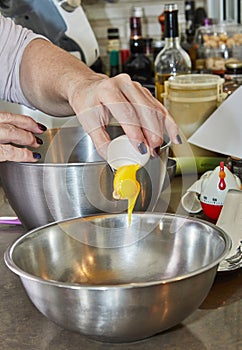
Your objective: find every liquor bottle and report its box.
[131,6,148,38]
[185,1,195,45]
[107,28,120,53]
[154,3,191,103]
[109,50,120,77]
[123,16,153,85]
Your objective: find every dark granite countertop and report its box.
[0,177,241,350]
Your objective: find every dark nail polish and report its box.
[36,137,43,145]
[176,135,182,144]
[33,152,41,159]
[37,123,47,131]
[138,142,147,155]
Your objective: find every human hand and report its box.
[0,112,46,162]
[70,73,180,159]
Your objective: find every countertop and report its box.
[0,176,241,350]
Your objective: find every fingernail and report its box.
[176,135,182,144]
[138,142,147,155]
[36,137,43,145]
[33,152,41,159]
[37,123,47,131]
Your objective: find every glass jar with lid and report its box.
[223,61,242,95]
[194,23,242,75]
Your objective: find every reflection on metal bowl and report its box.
[4,213,231,342]
[0,126,170,229]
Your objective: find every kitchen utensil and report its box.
[4,213,231,343]
[0,0,100,68]
[0,126,170,230]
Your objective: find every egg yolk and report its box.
[113,164,140,224]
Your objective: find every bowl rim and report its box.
[1,126,171,167]
[4,213,232,290]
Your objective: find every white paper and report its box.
[188,86,242,158]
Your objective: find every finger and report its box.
[0,144,40,162]
[76,104,111,159]
[163,110,180,144]
[0,124,43,148]
[0,112,47,134]
[113,78,179,146]
[103,79,161,150]
[95,77,147,151]
[87,127,111,159]
[130,85,180,144]
[105,101,147,150]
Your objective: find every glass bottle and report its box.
[109,50,120,77]
[123,16,153,86]
[154,3,191,103]
[185,1,195,45]
[107,28,120,53]
[131,6,148,38]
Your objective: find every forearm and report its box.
[19,38,105,117]
[20,37,179,158]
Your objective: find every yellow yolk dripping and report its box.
[113,164,140,225]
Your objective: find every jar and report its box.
[223,61,242,95]
[194,23,242,75]
[226,157,242,182]
[163,74,226,157]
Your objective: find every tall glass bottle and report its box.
[123,16,152,86]
[154,3,191,103]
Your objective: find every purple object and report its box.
[0,217,22,225]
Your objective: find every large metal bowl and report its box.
[0,126,170,229]
[4,213,231,343]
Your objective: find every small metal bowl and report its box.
[0,126,170,229]
[5,213,231,343]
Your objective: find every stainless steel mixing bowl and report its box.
[4,213,231,343]
[0,126,170,229]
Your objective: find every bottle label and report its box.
[107,39,120,53]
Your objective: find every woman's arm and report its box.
[20,39,179,158]
[0,14,179,161]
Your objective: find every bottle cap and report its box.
[107,28,119,39]
[107,135,150,170]
[131,6,144,18]
[164,3,178,12]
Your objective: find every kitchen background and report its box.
[82,0,241,71]
[0,0,242,128]
[83,0,205,69]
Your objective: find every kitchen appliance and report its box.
[0,125,171,229]
[181,162,241,220]
[0,0,101,70]
[4,213,231,342]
